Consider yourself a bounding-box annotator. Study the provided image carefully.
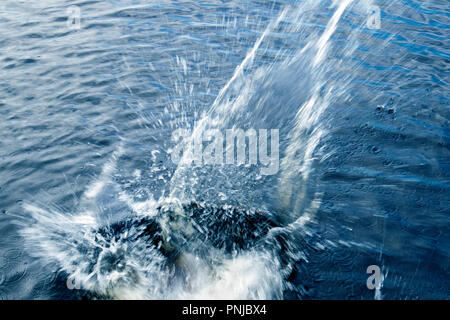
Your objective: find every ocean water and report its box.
[0,0,448,299]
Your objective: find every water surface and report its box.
[0,0,448,299]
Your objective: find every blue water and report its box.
[0,0,448,299]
